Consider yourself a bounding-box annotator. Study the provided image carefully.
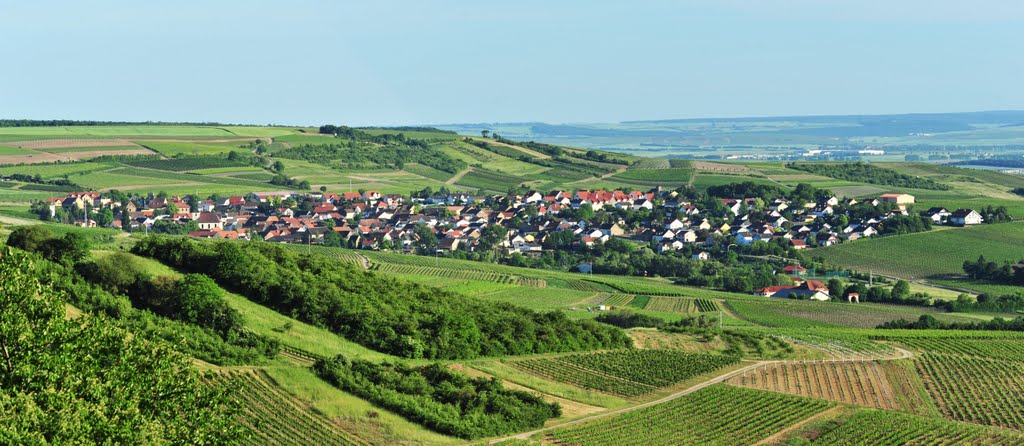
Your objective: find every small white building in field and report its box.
[949,209,983,226]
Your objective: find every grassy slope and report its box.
[814,222,1024,280]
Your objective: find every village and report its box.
[38,186,988,301]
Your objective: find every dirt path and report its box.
[472,138,552,159]
[753,405,844,445]
[0,214,42,225]
[496,360,770,442]
[354,252,371,270]
[445,167,472,185]
[566,165,628,185]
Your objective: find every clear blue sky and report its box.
[2,1,1022,126]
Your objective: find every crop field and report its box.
[611,167,693,185]
[106,167,277,188]
[474,287,594,309]
[508,350,737,397]
[891,337,1024,362]
[777,331,895,358]
[916,353,1024,429]
[281,244,365,268]
[628,158,670,169]
[401,163,455,182]
[137,140,252,156]
[691,173,779,190]
[810,410,1024,445]
[601,294,635,307]
[546,384,832,446]
[729,360,898,409]
[642,296,698,313]
[726,299,976,329]
[815,222,1024,279]
[369,263,544,287]
[0,125,295,138]
[208,370,365,446]
[0,162,112,178]
[585,277,690,296]
[119,156,250,172]
[455,168,527,192]
[545,278,615,293]
[695,298,719,312]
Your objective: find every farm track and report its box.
[566,165,629,185]
[445,167,472,185]
[493,347,914,443]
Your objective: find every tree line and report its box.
[132,236,631,359]
[314,354,559,439]
[6,226,279,365]
[879,314,1024,332]
[787,162,953,190]
[963,255,1024,285]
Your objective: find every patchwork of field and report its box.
[546,384,833,446]
[507,350,738,398]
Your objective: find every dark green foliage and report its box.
[978,205,1013,223]
[8,226,90,266]
[879,314,1024,331]
[132,237,631,359]
[314,355,559,439]
[879,214,932,235]
[281,128,465,173]
[787,162,953,190]
[963,255,1023,284]
[8,234,277,365]
[0,172,85,190]
[706,181,788,200]
[77,252,245,339]
[595,310,664,328]
[269,173,311,189]
[0,247,245,443]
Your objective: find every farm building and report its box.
[878,193,915,205]
[949,209,983,226]
[783,265,807,276]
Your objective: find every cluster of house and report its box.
[753,265,832,301]
[646,193,921,253]
[44,188,984,261]
[922,207,984,226]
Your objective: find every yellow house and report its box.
[718,223,731,233]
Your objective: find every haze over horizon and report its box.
[3,1,1023,126]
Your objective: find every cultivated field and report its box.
[815,222,1024,279]
[546,385,833,446]
[729,360,899,409]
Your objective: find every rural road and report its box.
[489,345,914,444]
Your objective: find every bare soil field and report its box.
[692,160,755,174]
[5,138,137,149]
[728,360,899,410]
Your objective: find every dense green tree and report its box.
[0,247,244,443]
